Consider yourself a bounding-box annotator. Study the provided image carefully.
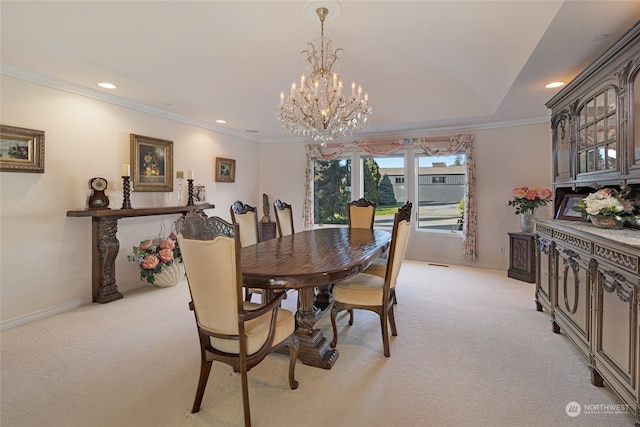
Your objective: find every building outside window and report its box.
[416,154,466,231]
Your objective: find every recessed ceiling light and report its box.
[98,82,116,89]
[545,81,565,89]
[216,119,227,124]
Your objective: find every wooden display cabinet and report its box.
[539,22,640,424]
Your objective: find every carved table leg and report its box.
[294,287,339,369]
[92,218,124,303]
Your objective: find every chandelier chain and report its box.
[277,6,371,144]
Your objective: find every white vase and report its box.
[154,261,185,288]
[520,212,535,233]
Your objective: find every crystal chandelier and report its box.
[277,7,372,144]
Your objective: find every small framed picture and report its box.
[130,134,173,192]
[194,184,206,204]
[215,157,236,182]
[556,194,589,221]
[0,125,45,173]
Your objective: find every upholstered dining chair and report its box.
[176,210,299,427]
[230,200,263,303]
[274,199,294,237]
[230,200,259,248]
[348,198,376,229]
[349,198,393,301]
[330,201,412,357]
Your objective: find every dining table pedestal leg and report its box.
[294,287,339,369]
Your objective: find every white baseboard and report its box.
[0,282,147,331]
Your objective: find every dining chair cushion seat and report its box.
[363,257,387,278]
[209,303,295,355]
[333,273,388,306]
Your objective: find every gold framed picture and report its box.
[215,157,236,182]
[130,134,173,192]
[0,125,45,173]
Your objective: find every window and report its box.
[312,151,467,233]
[312,158,351,225]
[417,154,466,231]
[362,155,405,226]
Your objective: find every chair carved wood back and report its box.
[273,199,294,237]
[330,201,413,357]
[176,209,234,240]
[348,198,376,229]
[230,200,259,247]
[176,209,299,425]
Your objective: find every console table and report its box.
[67,204,214,303]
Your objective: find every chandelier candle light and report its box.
[277,6,372,144]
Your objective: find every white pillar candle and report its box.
[187,170,194,180]
[122,164,130,177]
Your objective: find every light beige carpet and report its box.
[1,261,635,426]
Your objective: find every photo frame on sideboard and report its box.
[0,125,45,173]
[194,184,206,204]
[215,157,236,182]
[556,194,589,221]
[130,134,173,192]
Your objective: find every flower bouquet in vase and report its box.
[571,187,639,229]
[508,186,552,233]
[128,223,185,287]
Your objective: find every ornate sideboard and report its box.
[535,218,640,423]
[67,205,213,303]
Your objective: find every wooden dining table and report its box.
[242,227,391,369]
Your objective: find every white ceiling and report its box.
[1,1,639,143]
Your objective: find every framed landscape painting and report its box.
[130,134,173,192]
[0,125,45,173]
[215,157,236,182]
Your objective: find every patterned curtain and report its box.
[303,134,476,261]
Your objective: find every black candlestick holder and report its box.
[121,176,132,209]
[187,179,195,206]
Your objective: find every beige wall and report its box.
[0,76,263,327]
[1,75,552,328]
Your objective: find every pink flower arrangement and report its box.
[508,186,553,215]
[128,232,182,285]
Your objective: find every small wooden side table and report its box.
[259,221,277,242]
[508,232,536,283]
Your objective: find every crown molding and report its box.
[2,63,550,145]
[1,63,261,143]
